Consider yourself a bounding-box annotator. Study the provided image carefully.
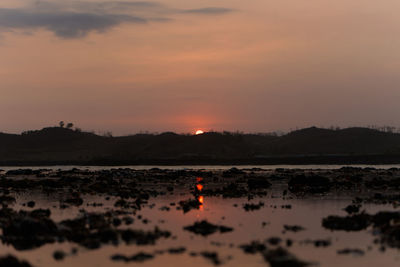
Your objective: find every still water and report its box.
[1,178,399,267]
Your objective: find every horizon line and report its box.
[2,124,400,137]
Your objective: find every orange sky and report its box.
[1,0,400,135]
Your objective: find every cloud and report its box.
[32,1,165,14]
[182,7,234,15]
[0,8,147,38]
[0,2,235,39]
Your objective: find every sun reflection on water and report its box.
[195,177,204,211]
[198,195,204,204]
[196,184,203,191]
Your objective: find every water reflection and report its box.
[198,196,204,204]
[196,184,203,191]
[195,177,204,211]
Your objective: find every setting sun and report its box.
[195,130,204,135]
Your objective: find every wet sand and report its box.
[0,167,399,266]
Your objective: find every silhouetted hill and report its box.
[1,126,400,165]
[276,127,400,155]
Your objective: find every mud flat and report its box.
[0,167,399,267]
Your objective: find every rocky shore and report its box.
[0,167,398,266]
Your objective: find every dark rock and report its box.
[248,177,272,190]
[130,253,155,262]
[184,220,233,236]
[30,209,51,219]
[288,174,332,194]
[112,218,122,227]
[379,224,400,249]
[267,237,282,246]
[243,202,264,211]
[111,252,154,262]
[120,227,171,245]
[337,248,365,256]
[122,216,134,225]
[263,247,309,267]
[313,240,331,247]
[1,210,58,250]
[223,183,248,198]
[6,169,34,176]
[284,225,305,232]
[53,250,66,261]
[344,204,360,214]
[200,251,222,265]
[240,241,267,254]
[0,255,33,267]
[371,211,400,248]
[322,214,371,231]
[371,211,400,227]
[219,225,234,233]
[168,247,186,254]
[178,199,202,213]
[222,168,245,177]
[302,239,331,247]
[64,197,83,206]
[110,254,129,262]
[0,195,16,205]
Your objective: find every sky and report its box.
[1,0,400,135]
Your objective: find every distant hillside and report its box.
[1,126,400,165]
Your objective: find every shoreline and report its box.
[2,154,400,167]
